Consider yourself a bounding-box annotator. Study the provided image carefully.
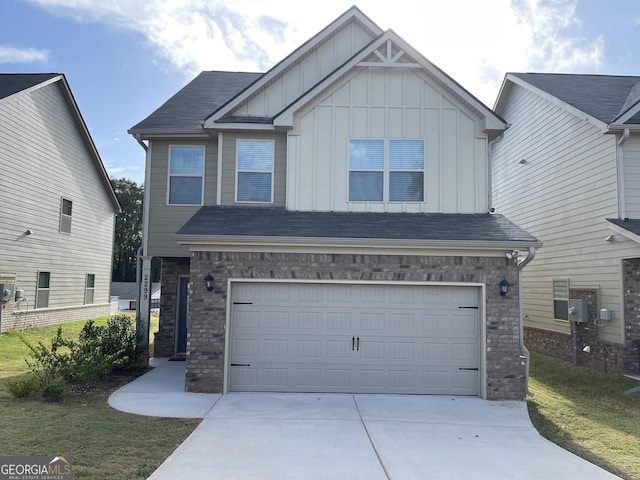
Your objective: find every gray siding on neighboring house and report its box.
[623,136,640,218]
[0,80,116,319]
[492,82,638,346]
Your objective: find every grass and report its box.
[527,352,640,480]
[0,314,199,480]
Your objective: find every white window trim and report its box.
[347,138,425,203]
[235,139,275,204]
[553,278,570,322]
[167,144,205,206]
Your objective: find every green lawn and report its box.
[0,315,199,480]
[527,352,640,480]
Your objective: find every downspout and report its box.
[133,133,149,314]
[617,128,630,220]
[518,246,536,396]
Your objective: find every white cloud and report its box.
[0,45,49,63]
[26,0,605,104]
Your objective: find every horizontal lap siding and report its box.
[493,84,635,344]
[0,82,115,309]
[624,136,640,218]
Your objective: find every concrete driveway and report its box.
[109,360,620,480]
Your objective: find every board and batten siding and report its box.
[287,67,488,213]
[233,21,376,118]
[492,83,639,345]
[146,139,217,257]
[623,136,640,218]
[0,81,116,309]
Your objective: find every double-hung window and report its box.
[60,198,72,233]
[85,274,95,305]
[349,139,424,202]
[553,279,570,321]
[168,146,204,205]
[236,140,274,203]
[36,271,50,309]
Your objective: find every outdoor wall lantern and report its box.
[500,278,510,297]
[204,273,215,292]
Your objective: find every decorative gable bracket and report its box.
[358,39,422,68]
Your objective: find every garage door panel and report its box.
[230,283,480,395]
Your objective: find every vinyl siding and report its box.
[146,139,216,257]
[0,81,116,309]
[288,68,488,213]
[234,21,375,118]
[623,136,640,218]
[492,83,637,345]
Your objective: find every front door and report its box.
[176,276,189,355]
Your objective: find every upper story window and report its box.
[349,139,424,202]
[168,146,204,205]
[36,271,50,309]
[60,198,72,233]
[236,140,274,203]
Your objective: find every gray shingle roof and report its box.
[607,218,640,237]
[129,71,262,132]
[176,206,540,245]
[512,73,640,124]
[0,73,60,100]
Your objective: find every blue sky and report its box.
[1,0,639,185]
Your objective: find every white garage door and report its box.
[229,283,480,395]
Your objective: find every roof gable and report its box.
[204,6,383,128]
[273,29,506,133]
[0,73,120,212]
[496,73,640,128]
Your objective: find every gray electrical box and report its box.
[569,298,589,323]
[0,284,15,302]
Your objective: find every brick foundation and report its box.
[173,251,526,400]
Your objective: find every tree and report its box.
[110,178,143,282]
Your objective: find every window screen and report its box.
[60,198,72,233]
[36,271,50,309]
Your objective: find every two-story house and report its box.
[492,73,640,376]
[129,7,540,400]
[0,73,121,332]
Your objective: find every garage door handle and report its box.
[231,363,251,367]
[352,336,355,351]
[233,302,253,305]
[458,306,478,309]
[459,367,478,371]
[356,336,360,351]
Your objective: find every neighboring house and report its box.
[0,73,121,332]
[492,72,640,376]
[129,7,540,400]
[111,282,161,311]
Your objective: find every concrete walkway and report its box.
[108,359,621,480]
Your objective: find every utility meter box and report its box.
[569,298,589,323]
[0,284,15,302]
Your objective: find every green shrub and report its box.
[11,315,141,400]
[6,375,40,398]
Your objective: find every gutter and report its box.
[517,246,537,396]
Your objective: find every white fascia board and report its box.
[613,100,640,125]
[505,73,609,132]
[176,234,541,253]
[209,123,276,131]
[607,123,640,133]
[127,129,210,139]
[204,7,383,129]
[607,222,640,245]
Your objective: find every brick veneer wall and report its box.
[154,257,190,357]
[179,251,525,400]
[523,288,625,374]
[623,258,640,373]
[4,304,111,331]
